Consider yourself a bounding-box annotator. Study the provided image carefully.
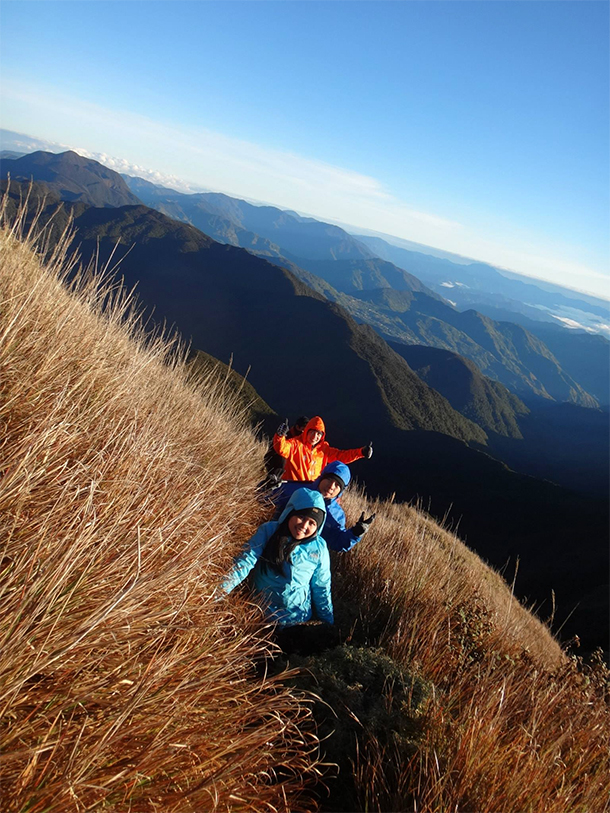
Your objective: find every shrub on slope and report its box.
[0,208,319,811]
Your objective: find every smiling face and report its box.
[288,513,319,540]
[307,428,323,446]
[318,477,341,500]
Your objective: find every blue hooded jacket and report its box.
[222,488,333,626]
[271,462,361,553]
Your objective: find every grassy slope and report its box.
[0,214,319,811]
[2,206,608,812]
[187,349,278,426]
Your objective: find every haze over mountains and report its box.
[356,234,610,335]
[1,150,608,649]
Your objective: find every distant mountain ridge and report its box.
[125,176,286,258]
[293,256,442,299]
[124,177,378,263]
[123,172,604,408]
[355,234,610,333]
[388,341,609,495]
[1,150,141,208]
[278,277,598,407]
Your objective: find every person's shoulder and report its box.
[299,533,327,552]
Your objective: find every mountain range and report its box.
[1,153,607,648]
[354,233,610,337]
[122,171,608,408]
[388,342,609,496]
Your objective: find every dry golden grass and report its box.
[2,192,608,813]
[0,201,321,812]
[334,489,610,812]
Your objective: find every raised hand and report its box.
[276,418,290,437]
[361,441,373,459]
[351,511,376,537]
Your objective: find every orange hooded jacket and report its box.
[272,416,364,482]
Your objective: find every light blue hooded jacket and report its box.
[222,488,333,626]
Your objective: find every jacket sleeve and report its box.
[272,433,296,459]
[322,443,364,466]
[222,524,271,594]
[310,542,334,624]
[323,509,361,553]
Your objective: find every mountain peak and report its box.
[0,150,141,208]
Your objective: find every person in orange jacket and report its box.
[273,415,373,482]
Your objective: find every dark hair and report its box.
[260,519,299,576]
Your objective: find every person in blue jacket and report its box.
[222,488,333,626]
[271,461,375,553]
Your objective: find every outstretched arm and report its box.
[222,525,271,594]
[321,498,376,553]
[323,444,365,466]
[322,501,360,553]
[323,518,361,553]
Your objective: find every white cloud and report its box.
[0,129,204,193]
[530,302,610,337]
[550,315,610,338]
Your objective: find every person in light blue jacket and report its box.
[222,488,333,626]
[271,461,375,553]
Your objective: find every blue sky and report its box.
[1,0,608,298]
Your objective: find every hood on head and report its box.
[303,416,325,446]
[278,487,326,532]
[315,461,351,495]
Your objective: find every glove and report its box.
[351,511,376,538]
[267,472,284,490]
[276,418,289,437]
[361,441,373,459]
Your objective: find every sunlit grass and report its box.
[0,195,321,812]
[2,189,608,813]
[328,489,610,811]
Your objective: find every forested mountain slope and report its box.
[124,171,601,407]
[387,343,529,438]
